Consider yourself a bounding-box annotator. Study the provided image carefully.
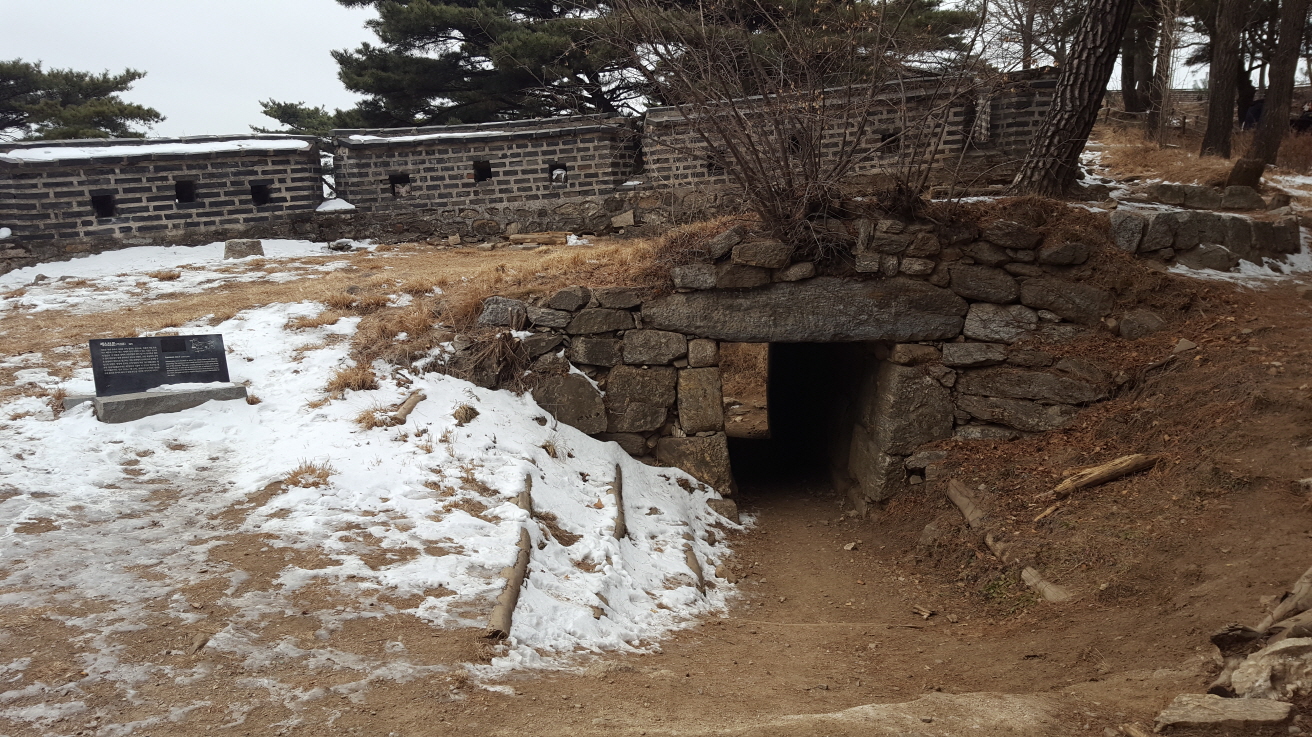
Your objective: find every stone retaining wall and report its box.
[462,212,1173,510]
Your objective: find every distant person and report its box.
[1243,97,1265,130]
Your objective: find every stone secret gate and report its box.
[465,212,1210,510]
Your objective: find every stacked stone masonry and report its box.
[0,135,322,265]
[467,209,1259,510]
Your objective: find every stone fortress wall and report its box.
[0,72,1059,272]
[0,136,323,267]
[465,206,1302,509]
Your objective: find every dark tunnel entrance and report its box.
[726,342,883,492]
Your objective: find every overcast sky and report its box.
[2,0,378,138]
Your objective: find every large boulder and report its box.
[678,368,724,433]
[949,264,1020,303]
[1231,637,1312,700]
[1118,309,1166,340]
[1019,278,1113,326]
[731,239,792,268]
[1155,694,1292,732]
[671,263,717,290]
[955,395,1079,433]
[715,263,771,289]
[1109,210,1146,253]
[955,367,1107,404]
[531,374,606,434]
[1176,243,1240,272]
[655,434,734,493]
[963,303,1038,343]
[642,277,967,342]
[1035,240,1090,266]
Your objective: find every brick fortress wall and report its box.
[0,74,1058,272]
[0,135,322,267]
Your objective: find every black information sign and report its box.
[89,335,230,396]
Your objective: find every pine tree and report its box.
[275,0,976,127]
[0,60,163,140]
[252,100,367,136]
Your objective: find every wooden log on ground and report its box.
[1043,454,1160,501]
[388,390,426,426]
[684,544,706,593]
[487,475,534,639]
[1022,566,1072,603]
[946,479,986,529]
[1257,564,1312,632]
[609,463,627,540]
[509,232,572,246]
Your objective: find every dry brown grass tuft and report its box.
[353,294,391,313]
[400,276,442,295]
[245,394,262,405]
[355,404,391,430]
[285,460,335,488]
[289,310,347,330]
[453,404,480,426]
[325,363,378,394]
[147,270,181,281]
[48,387,68,418]
[324,293,357,310]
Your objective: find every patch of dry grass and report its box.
[147,270,181,281]
[285,461,335,488]
[1095,123,1312,184]
[325,364,378,394]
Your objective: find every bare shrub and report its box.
[599,0,985,249]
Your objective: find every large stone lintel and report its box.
[641,277,967,342]
[93,384,248,424]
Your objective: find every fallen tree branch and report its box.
[946,479,986,529]
[1040,454,1160,502]
[388,390,427,426]
[1021,567,1072,603]
[487,475,534,639]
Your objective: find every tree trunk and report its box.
[1121,28,1142,111]
[1237,69,1256,124]
[1145,7,1176,142]
[1200,0,1244,157]
[1009,0,1139,196]
[1133,21,1157,108]
[1229,0,1310,186]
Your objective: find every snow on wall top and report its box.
[0,137,314,164]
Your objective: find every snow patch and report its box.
[1,139,311,163]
